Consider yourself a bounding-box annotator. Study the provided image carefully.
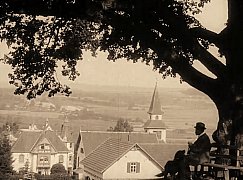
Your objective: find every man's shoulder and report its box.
[199,133,210,140]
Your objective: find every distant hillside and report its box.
[0,84,218,134]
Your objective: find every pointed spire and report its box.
[61,115,70,142]
[147,82,163,115]
[64,115,69,123]
[43,118,53,131]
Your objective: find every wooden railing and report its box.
[192,143,243,180]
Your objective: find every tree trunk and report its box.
[226,0,243,148]
[208,0,243,154]
[211,82,243,166]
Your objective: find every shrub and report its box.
[50,163,67,174]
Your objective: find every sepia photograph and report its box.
[0,0,242,180]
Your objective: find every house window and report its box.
[59,155,64,163]
[80,148,84,154]
[155,115,159,120]
[69,155,72,162]
[39,143,50,152]
[44,157,48,164]
[19,154,24,163]
[127,162,140,173]
[154,131,162,140]
[70,143,72,149]
[39,156,49,165]
[45,144,50,150]
[40,144,45,150]
[40,157,43,163]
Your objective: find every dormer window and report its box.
[40,144,44,150]
[39,143,50,152]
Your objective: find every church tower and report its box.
[144,82,167,142]
[61,116,70,142]
[60,116,74,174]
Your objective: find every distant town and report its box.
[0,84,217,179]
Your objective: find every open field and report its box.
[0,85,218,140]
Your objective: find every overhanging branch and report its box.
[192,41,226,78]
[143,11,227,79]
[190,27,221,46]
[107,14,220,96]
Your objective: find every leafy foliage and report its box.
[0,130,13,179]
[111,118,133,132]
[0,0,212,99]
[0,122,19,135]
[50,163,67,174]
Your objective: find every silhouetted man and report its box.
[187,122,211,165]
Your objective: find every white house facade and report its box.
[11,120,74,175]
[81,138,163,180]
[103,148,162,179]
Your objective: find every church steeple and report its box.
[147,82,163,118]
[61,115,70,142]
[43,118,53,131]
[144,82,166,142]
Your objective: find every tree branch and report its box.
[143,11,227,79]
[190,27,220,46]
[167,55,219,97]
[192,41,227,78]
[150,40,218,97]
[106,13,221,97]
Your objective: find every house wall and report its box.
[50,153,69,169]
[76,142,85,168]
[12,153,32,172]
[13,152,70,174]
[147,129,166,142]
[32,154,38,172]
[66,142,74,169]
[103,149,162,179]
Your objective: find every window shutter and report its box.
[127,162,131,173]
[136,162,140,173]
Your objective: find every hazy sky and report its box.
[0,0,228,89]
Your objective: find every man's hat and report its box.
[194,122,206,130]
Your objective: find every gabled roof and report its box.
[140,143,188,167]
[11,130,69,153]
[12,131,41,153]
[81,138,163,173]
[148,83,163,115]
[80,131,158,156]
[60,116,75,142]
[144,120,166,129]
[32,131,69,153]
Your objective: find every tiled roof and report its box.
[66,132,75,142]
[60,117,75,142]
[82,138,163,173]
[82,138,134,173]
[11,130,68,153]
[39,131,69,152]
[140,143,188,167]
[144,120,166,129]
[81,131,158,156]
[148,83,163,115]
[11,131,41,153]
